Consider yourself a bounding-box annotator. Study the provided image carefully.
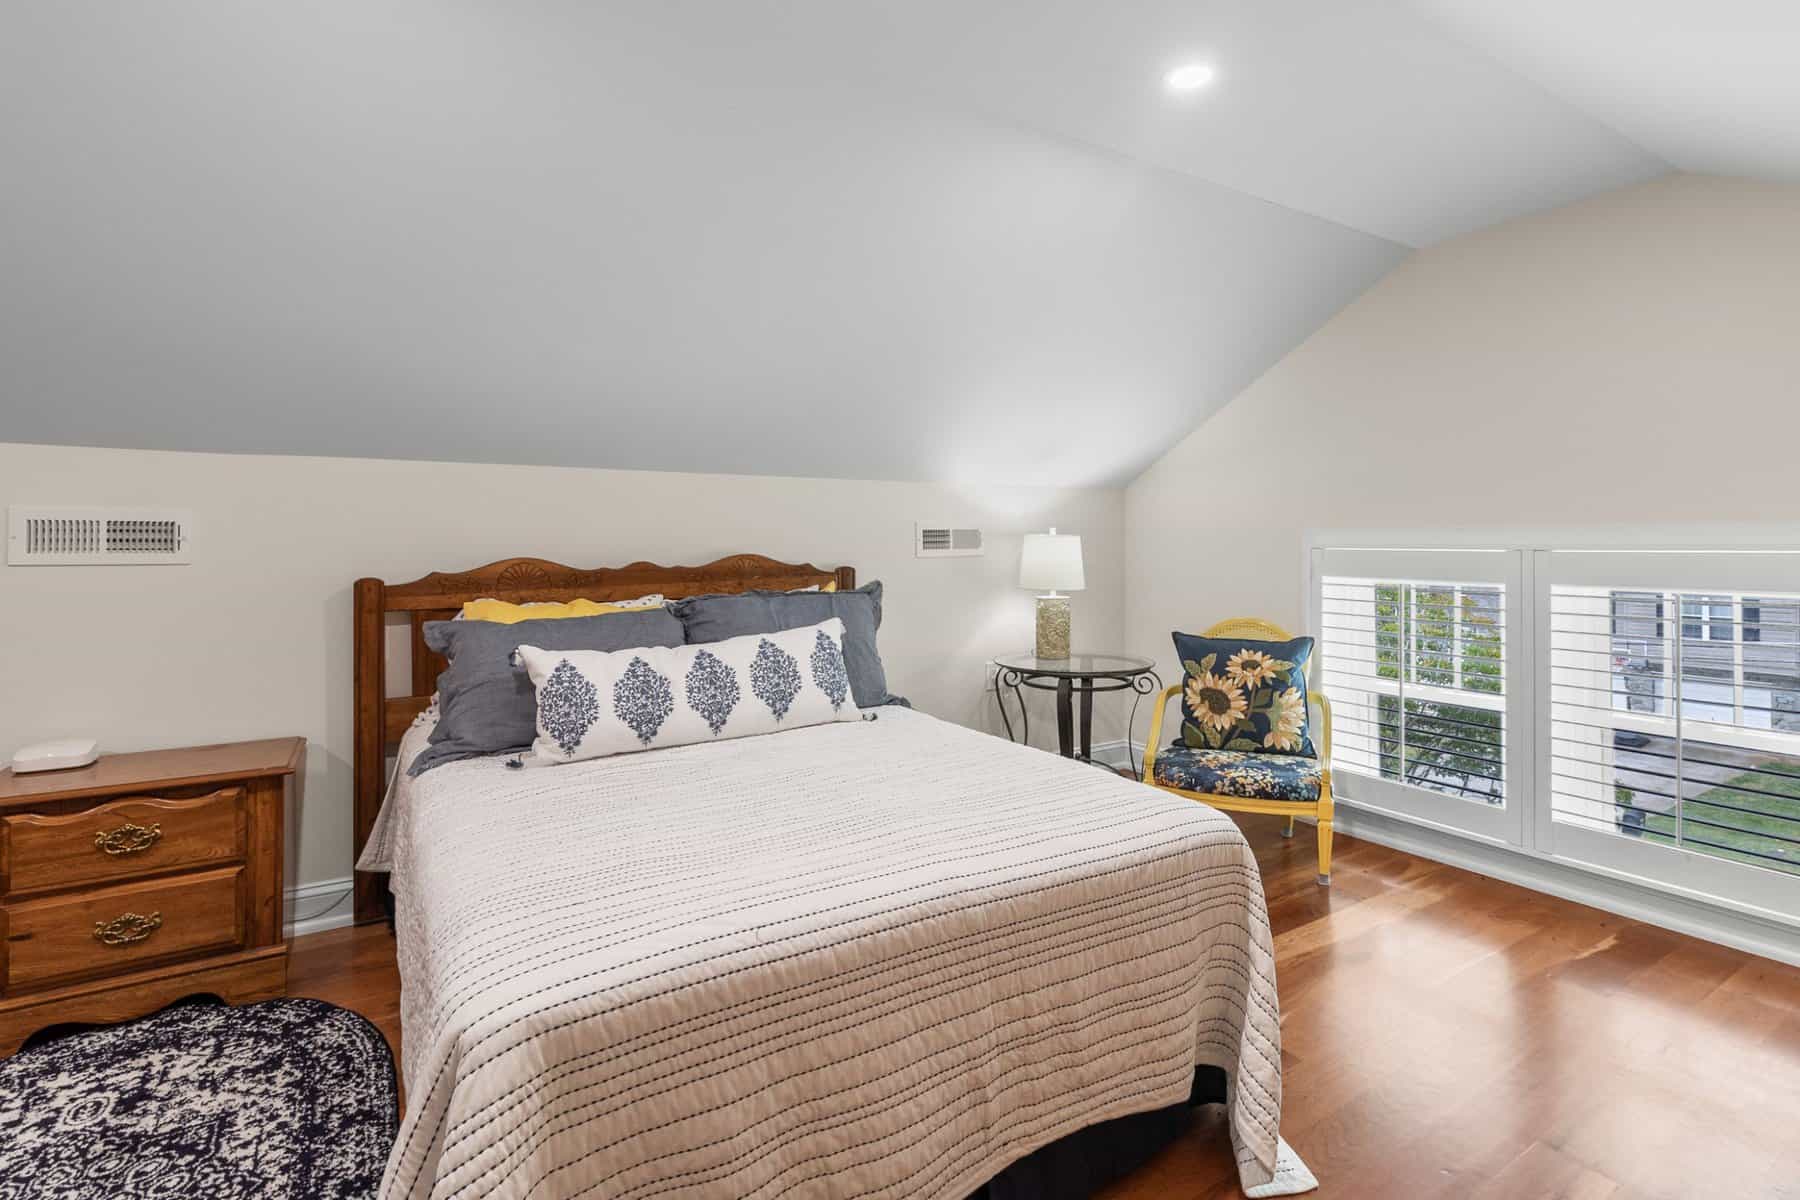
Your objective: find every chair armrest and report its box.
[1311,690,1333,763]
[1142,684,1184,777]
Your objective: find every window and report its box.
[1322,579,1506,804]
[1610,590,1664,641]
[1315,545,1520,843]
[1316,546,1800,919]
[1680,596,1733,644]
[1744,599,1800,692]
[1403,584,1504,802]
[1608,591,1669,716]
[1551,588,1800,879]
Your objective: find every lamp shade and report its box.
[1019,529,1084,592]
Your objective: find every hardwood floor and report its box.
[290,817,1800,1199]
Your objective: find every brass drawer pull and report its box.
[94,822,164,857]
[93,911,164,946]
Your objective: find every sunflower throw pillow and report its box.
[1170,632,1316,757]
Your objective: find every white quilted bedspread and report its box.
[361,707,1284,1200]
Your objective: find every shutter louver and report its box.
[1549,585,1800,878]
[1321,575,1507,807]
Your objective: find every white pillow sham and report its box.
[514,617,862,763]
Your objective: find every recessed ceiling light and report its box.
[1164,63,1215,92]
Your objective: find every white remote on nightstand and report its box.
[10,737,100,773]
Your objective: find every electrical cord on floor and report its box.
[290,888,353,927]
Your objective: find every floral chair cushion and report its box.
[1150,746,1323,802]
[1171,632,1316,757]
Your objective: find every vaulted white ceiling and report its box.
[762,0,1670,248]
[1417,0,1800,184]
[1,3,1789,486]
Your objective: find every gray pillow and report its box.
[668,582,907,709]
[410,607,685,775]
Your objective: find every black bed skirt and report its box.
[972,1065,1229,1200]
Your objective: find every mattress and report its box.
[360,706,1285,1199]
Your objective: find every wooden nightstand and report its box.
[0,738,302,1056]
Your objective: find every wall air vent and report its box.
[7,507,192,565]
[915,523,983,558]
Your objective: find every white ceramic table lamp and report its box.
[1019,528,1084,659]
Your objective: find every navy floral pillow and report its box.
[1171,632,1316,757]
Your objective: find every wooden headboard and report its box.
[351,553,855,923]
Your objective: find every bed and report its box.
[351,555,1292,1200]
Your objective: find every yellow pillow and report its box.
[459,596,662,624]
[822,580,838,593]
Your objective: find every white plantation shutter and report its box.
[1539,551,1800,913]
[1312,545,1800,920]
[1313,547,1525,844]
[1321,579,1506,796]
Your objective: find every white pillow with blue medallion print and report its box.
[513,617,862,763]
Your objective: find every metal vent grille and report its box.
[8,507,192,565]
[915,524,983,558]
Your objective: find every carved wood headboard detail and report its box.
[351,553,854,923]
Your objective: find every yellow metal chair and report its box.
[1143,617,1335,884]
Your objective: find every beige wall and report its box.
[0,443,1126,890]
[13,176,1794,894]
[1125,174,1800,680]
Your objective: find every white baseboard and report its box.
[286,876,356,938]
[1335,804,1800,968]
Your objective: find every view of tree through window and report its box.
[1369,583,1504,803]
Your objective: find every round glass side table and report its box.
[991,652,1161,775]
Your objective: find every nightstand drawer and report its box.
[3,867,246,992]
[1,789,245,896]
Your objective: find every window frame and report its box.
[1312,547,1527,847]
[1534,552,1800,920]
[1309,538,1800,928]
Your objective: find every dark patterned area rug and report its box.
[0,998,397,1199]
